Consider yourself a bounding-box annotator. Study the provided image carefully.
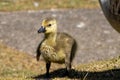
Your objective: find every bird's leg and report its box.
[65,52,71,75]
[46,62,51,77]
[64,39,75,73]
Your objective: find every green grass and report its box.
[0,0,99,11]
[0,42,120,80]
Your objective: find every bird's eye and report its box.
[48,24,51,27]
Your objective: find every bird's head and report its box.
[38,17,57,34]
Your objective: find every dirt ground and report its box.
[0,9,120,65]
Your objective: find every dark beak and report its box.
[38,26,46,33]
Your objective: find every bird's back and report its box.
[56,33,74,50]
[55,32,77,63]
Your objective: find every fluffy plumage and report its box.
[36,17,77,77]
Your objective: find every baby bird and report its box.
[36,17,77,77]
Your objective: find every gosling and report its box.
[36,17,77,77]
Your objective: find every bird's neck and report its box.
[44,32,57,46]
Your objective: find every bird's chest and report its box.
[40,43,55,57]
[40,43,65,63]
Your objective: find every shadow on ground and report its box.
[31,68,120,80]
